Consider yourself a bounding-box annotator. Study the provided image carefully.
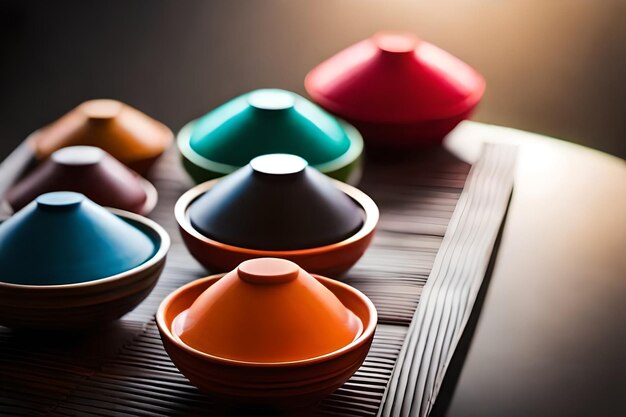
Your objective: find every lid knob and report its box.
[247,89,296,111]
[36,191,85,211]
[80,99,123,120]
[237,258,300,285]
[51,146,105,166]
[373,32,419,55]
[250,153,308,176]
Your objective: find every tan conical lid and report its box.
[31,99,173,168]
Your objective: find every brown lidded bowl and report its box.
[0,192,170,330]
[28,99,174,175]
[6,146,158,215]
[175,154,379,276]
[157,258,377,408]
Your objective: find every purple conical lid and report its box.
[188,154,364,250]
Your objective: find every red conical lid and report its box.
[305,32,485,123]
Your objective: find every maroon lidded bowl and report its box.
[6,146,157,215]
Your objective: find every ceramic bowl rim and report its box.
[0,208,170,290]
[176,119,363,177]
[175,178,378,256]
[156,273,377,367]
[137,175,159,216]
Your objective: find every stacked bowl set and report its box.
[0,32,484,408]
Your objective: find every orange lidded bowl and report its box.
[29,99,173,174]
[175,154,378,275]
[157,258,377,407]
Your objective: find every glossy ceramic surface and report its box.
[0,192,157,285]
[177,89,363,183]
[0,207,170,330]
[305,31,485,147]
[157,263,377,407]
[6,146,157,215]
[188,154,364,251]
[173,258,362,362]
[30,99,173,174]
[175,160,378,275]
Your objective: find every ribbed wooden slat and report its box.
[379,144,517,417]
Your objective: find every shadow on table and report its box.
[0,319,144,367]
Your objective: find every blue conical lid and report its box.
[0,192,157,285]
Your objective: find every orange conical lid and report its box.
[173,258,363,363]
[31,99,173,166]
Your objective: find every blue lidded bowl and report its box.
[0,191,170,330]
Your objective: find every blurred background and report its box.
[1,0,624,160]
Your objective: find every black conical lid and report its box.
[188,154,364,250]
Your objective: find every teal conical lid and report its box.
[0,192,157,285]
[188,89,352,167]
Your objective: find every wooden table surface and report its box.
[0,121,622,416]
[434,122,625,417]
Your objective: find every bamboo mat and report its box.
[0,142,515,416]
